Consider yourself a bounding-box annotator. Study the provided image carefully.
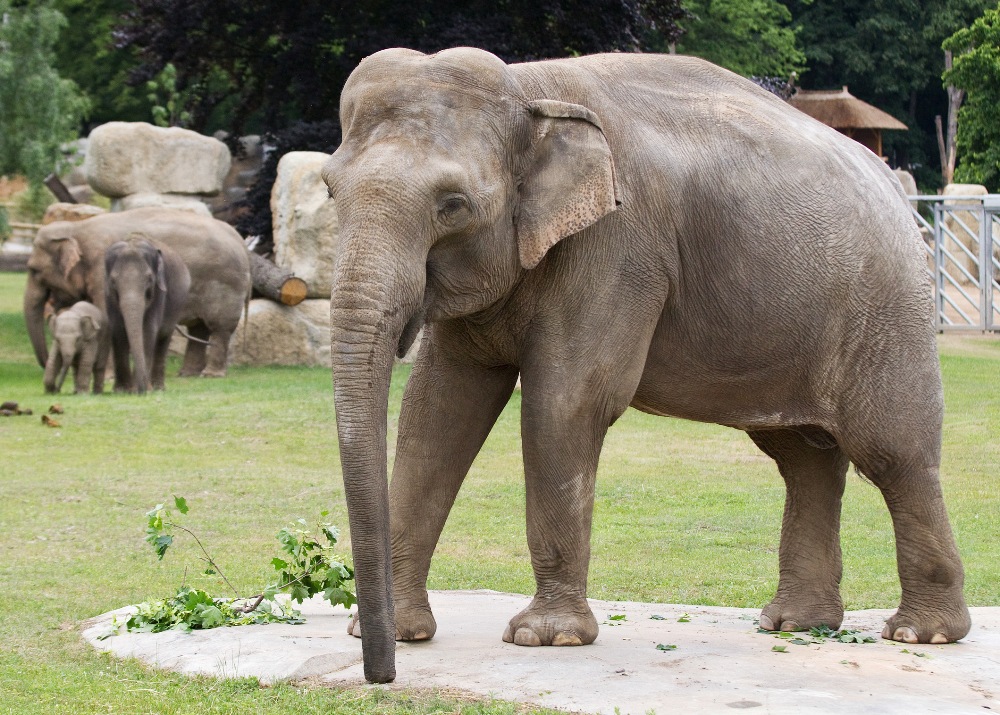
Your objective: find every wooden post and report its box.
[248,251,308,306]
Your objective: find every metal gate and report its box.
[909,194,1000,332]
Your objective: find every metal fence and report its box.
[909,194,1000,332]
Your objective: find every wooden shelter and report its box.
[788,86,907,158]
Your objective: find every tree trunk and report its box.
[248,252,307,306]
[937,50,964,188]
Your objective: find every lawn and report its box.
[1,270,998,714]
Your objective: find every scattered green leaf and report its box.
[772,645,787,652]
[608,614,627,621]
[650,614,666,620]
[678,613,691,623]
[655,643,677,651]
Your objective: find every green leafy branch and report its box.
[758,624,877,647]
[103,497,356,638]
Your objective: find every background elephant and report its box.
[324,48,970,683]
[24,207,251,392]
[104,236,191,394]
[43,300,102,394]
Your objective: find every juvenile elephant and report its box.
[43,301,102,394]
[105,236,191,394]
[324,48,971,683]
[24,207,251,391]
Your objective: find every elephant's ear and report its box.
[155,250,167,292]
[81,315,99,341]
[515,100,620,270]
[52,236,81,280]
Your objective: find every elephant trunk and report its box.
[55,343,75,392]
[330,247,425,685]
[122,297,149,395]
[24,276,49,368]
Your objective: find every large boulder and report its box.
[271,151,339,298]
[227,298,422,366]
[84,122,230,198]
[111,192,211,216]
[41,203,106,225]
[893,169,918,198]
[229,299,331,367]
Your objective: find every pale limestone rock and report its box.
[85,122,230,198]
[893,169,918,198]
[229,299,331,367]
[271,151,338,298]
[41,203,106,225]
[226,298,422,367]
[111,193,211,216]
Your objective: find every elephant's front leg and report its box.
[357,340,518,641]
[504,379,627,647]
[201,326,233,377]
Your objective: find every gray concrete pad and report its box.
[83,590,1000,714]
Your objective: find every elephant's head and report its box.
[323,47,619,683]
[24,224,90,367]
[105,236,167,394]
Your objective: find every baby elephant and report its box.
[105,236,191,394]
[44,301,103,394]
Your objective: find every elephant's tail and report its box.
[173,325,210,345]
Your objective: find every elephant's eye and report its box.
[437,194,471,226]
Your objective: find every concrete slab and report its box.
[83,590,1000,714]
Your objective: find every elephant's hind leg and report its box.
[748,428,849,633]
[841,422,970,644]
[178,323,209,376]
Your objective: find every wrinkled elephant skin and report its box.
[43,301,103,394]
[323,48,971,683]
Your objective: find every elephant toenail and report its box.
[552,632,583,646]
[779,620,800,632]
[930,633,949,644]
[893,627,918,643]
[759,615,776,631]
[881,625,891,640]
[513,628,542,646]
[413,630,429,640]
[349,620,361,637]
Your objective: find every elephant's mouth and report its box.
[396,307,425,359]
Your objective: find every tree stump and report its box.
[248,251,307,306]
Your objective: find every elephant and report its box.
[104,236,191,394]
[323,47,971,684]
[24,207,251,392]
[43,300,102,394]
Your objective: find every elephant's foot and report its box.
[881,599,971,644]
[502,595,598,646]
[758,593,844,632]
[346,602,436,641]
[200,367,227,378]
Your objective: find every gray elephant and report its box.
[24,207,251,392]
[323,48,971,684]
[43,300,103,394]
[105,236,191,394]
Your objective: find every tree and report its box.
[676,0,806,78]
[0,0,89,189]
[943,3,1000,189]
[112,0,689,134]
[788,0,991,188]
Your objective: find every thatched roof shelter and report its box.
[789,86,907,158]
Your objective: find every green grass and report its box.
[1,270,998,713]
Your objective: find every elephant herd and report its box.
[25,207,251,394]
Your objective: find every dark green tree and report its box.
[788,0,991,188]
[944,3,1000,189]
[676,0,806,78]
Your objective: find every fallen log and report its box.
[248,251,308,306]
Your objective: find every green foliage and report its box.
[0,205,9,242]
[757,625,877,645]
[944,4,1000,189]
[655,643,677,651]
[0,0,88,185]
[677,0,806,77]
[124,497,354,637]
[146,63,193,128]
